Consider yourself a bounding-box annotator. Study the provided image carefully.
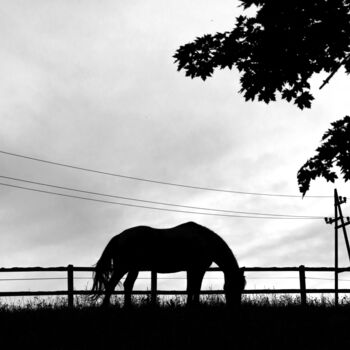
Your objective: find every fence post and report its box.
[299,265,307,306]
[67,264,74,308]
[151,270,157,305]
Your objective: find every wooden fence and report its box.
[1,265,350,307]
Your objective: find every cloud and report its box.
[0,0,348,300]
[239,220,335,266]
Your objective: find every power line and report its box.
[0,182,323,219]
[0,175,323,219]
[0,149,333,198]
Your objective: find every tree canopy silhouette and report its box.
[297,116,350,196]
[174,0,350,109]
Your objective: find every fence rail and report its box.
[1,265,350,307]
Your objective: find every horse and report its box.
[92,221,245,307]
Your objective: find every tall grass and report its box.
[2,292,350,310]
[1,294,350,349]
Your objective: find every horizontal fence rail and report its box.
[1,265,350,307]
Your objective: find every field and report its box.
[1,296,350,349]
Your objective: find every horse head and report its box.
[224,268,246,307]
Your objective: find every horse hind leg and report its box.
[123,270,139,307]
[102,268,126,307]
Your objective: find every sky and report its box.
[0,0,350,297]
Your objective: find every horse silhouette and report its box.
[92,221,245,307]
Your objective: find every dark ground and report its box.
[1,302,349,349]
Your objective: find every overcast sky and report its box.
[1,0,350,294]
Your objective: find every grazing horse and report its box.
[92,221,245,307]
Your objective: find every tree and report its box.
[297,116,350,196]
[174,0,350,109]
[175,0,350,195]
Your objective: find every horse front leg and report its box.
[187,269,206,306]
[102,269,126,307]
[123,270,139,307]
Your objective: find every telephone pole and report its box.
[325,189,350,306]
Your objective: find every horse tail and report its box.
[91,237,117,300]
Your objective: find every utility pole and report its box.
[325,189,350,306]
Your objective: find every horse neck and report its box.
[213,240,240,275]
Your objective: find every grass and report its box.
[1,295,350,349]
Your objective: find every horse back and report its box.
[112,222,230,272]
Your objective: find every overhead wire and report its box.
[0,175,324,219]
[0,150,334,198]
[0,182,323,219]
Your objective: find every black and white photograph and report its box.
[0,1,350,349]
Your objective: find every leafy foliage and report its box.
[297,116,350,195]
[174,0,350,109]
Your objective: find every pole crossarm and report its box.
[336,220,350,230]
[325,217,341,224]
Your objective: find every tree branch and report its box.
[319,53,350,90]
